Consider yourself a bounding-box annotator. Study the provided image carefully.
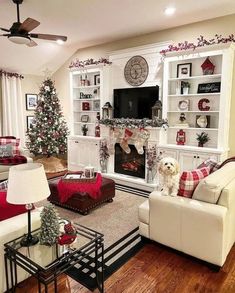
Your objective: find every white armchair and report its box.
[139,163,235,266]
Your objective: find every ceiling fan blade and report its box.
[30,33,67,42]
[19,18,40,33]
[0,27,10,32]
[27,39,38,47]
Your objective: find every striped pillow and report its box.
[0,138,20,156]
[178,166,210,198]
[197,158,220,173]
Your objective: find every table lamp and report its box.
[7,163,50,247]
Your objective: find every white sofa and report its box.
[139,163,235,266]
[0,208,41,292]
[0,148,33,181]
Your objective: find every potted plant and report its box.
[196,132,210,147]
[181,81,190,95]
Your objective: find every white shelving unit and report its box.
[70,66,103,136]
[161,44,235,170]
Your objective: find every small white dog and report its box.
[158,157,180,197]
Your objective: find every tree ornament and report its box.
[120,128,133,154]
[39,204,60,246]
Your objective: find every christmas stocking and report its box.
[134,129,150,154]
[108,128,122,154]
[120,128,133,154]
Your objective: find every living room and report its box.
[1,0,235,292]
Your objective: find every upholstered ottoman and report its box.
[48,176,115,215]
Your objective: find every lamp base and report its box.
[20,235,39,247]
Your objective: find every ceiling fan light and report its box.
[8,35,31,45]
[56,39,65,45]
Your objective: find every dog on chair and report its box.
[158,157,180,197]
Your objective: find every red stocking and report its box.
[120,128,133,154]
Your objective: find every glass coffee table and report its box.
[4,222,104,293]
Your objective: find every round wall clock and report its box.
[124,55,149,86]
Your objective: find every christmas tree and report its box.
[26,78,69,156]
[39,204,60,246]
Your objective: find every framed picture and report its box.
[196,115,210,128]
[197,82,221,93]
[26,94,38,110]
[26,116,34,130]
[177,63,192,78]
[94,74,100,85]
[81,115,89,122]
[178,99,190,111]
[93,100,100,111]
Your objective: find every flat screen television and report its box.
[113,86,159,119]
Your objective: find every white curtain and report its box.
[1,74,25,146]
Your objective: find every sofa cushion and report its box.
[0,144,13,158]
[0,191,27,221]
[178,166,210,198]
[0,138,20,155]
[193,162,235,204]
[197,158,220,173]
[138,200,149,224]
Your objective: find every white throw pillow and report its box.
[192,162,235,204]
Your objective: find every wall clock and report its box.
[124,55,149,86]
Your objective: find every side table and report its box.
[4,222,104,293]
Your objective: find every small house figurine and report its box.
[102,102,113,119]
[152,101,162,120]
[201,57,215,75]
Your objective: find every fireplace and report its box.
[114,143,145,179]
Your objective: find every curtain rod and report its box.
[0,70,24,79]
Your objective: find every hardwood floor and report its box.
[15,242,235,293]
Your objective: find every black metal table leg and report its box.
[9,256,14,292]
[4,254,9,292]
[38,279,41,293]
[54,275,58,293]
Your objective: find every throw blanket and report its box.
[0,155,27,165]
[57,173,102,203]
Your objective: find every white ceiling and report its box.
[0,0,235,75]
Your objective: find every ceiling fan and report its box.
[0,0,67,47]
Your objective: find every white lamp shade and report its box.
[7,163,50,204]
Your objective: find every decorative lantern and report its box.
[176,129,186,145]
[102,102,113,119]
[151,101,162,120]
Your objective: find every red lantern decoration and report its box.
[176,129,186,145]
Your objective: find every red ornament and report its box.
[58,234,77,245]
[64,222,76,234]
[198,98,210,111]
[201,57,215,75]
[176,129,186,145]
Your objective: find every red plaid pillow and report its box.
[178,167,210,198]
[0,138,20,156]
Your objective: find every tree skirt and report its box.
[35,156,67,173]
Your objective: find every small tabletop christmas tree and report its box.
[39,204,60,246]
[26,78,69,157]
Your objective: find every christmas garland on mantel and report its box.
[100,117,168,129]
[160,34,235,55]
[69,57,112,69]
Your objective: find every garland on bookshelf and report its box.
[100,117,168,129]
[69,57,112,69]
[160,34,235,55]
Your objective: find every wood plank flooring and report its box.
[15,242,235,293]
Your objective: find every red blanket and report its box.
[57,173,102,203]
[0,155,27,165]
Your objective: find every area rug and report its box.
[38,189,146,290]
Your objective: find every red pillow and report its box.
[178,167,210,198]
[0,191,27,221]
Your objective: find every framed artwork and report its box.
[81,115,89,122]
[93,100,100,111]
[94,74,100,85]
[26,116,34,130]
[196,115,210,128]
[178,99,189,111]
[26,94,38,110]
[177,63,192,78]
[197,82,221,94]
